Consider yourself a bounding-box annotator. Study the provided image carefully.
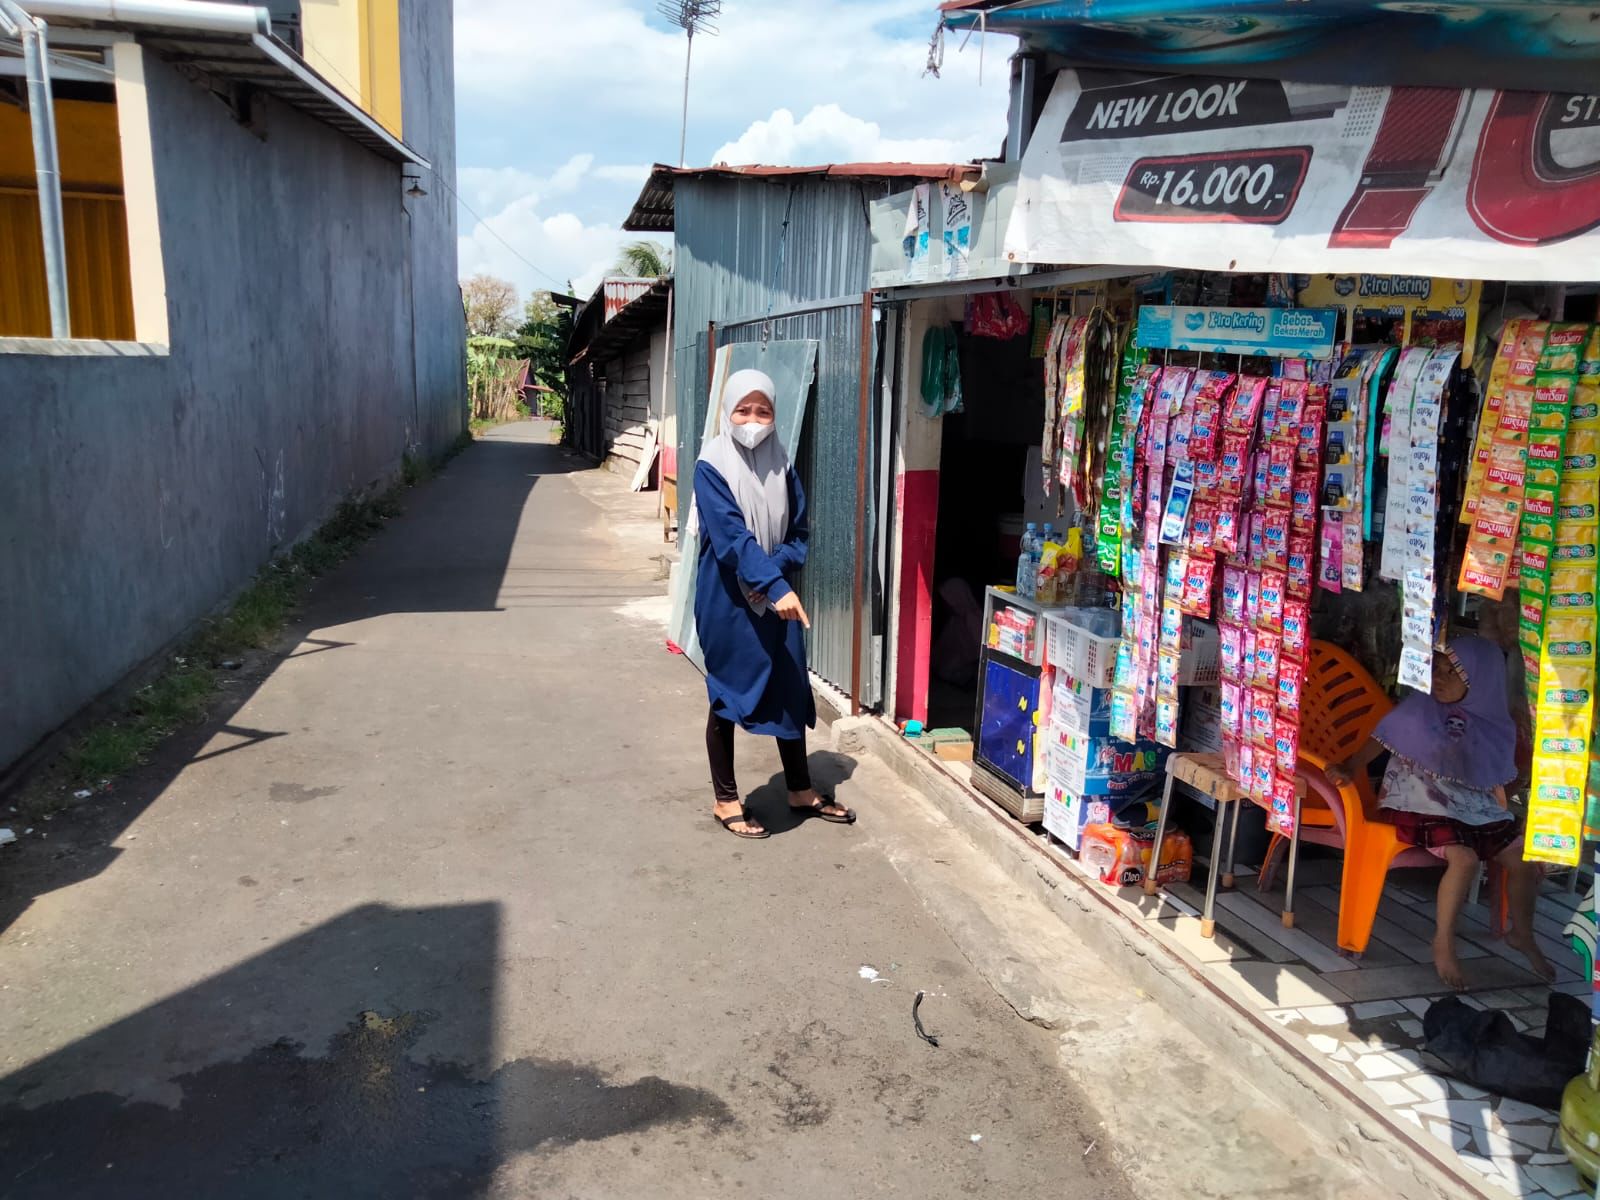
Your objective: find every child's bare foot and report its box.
[1507,930,1557,983]
[1433,939,1468,991]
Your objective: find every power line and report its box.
[436,171,569,290]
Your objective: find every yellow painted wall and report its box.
[300,0,402,137]
[0,100,134,339]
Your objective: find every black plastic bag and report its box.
[1423,991,1589,1110]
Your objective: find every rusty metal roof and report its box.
[623,161,981,232]
[568,276,672,366]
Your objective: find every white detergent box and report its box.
[1042,783,1113,851]
[1050,673,1113,737]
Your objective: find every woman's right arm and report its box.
[1324,737,1382,787]
[693,462,790,601]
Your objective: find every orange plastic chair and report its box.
[1270,641,1435,954]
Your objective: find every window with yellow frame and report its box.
[0,79,136,340]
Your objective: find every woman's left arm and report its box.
[771,470,810,576]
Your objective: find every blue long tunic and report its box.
[692,460,816,739]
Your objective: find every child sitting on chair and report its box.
[1325,636,1553,990]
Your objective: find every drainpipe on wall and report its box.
[0,0,70,337]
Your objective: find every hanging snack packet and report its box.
[1248,512,1267,569]
[1254,631,1282,688]
[1278,655,1305,716]
[1274,715,1301,775]
[1248,687,1277,749]
[1220,621,1244,679]
[1275,380,1308,433]
[1254,759,1276,804]
[1219,433,1251,496]
[1266,441,1295,508]
[1215,501,1242,555]
[1190,502,1218,554]
[1192,458,1222,497]
[1221,566,1247,623]
[1567,426,1600,479]
[1190,397,1221,462]
[1539,324,1588,375]
[1220,679,1242,737]
[1160,597,1184,652]
[1318,511,1344,593]
[1291,466,1319,535]
[1182,554,1216,617]
[1157,648,1181,696]
[1156,698,1181,748]
[1287,532,1315,600]
[1225,376,1269,434]
[1561,480,1600,525]
[1242,625,1258,682]
[1261,512,1291,571]
[1235,742,1253,790]
[1253,450,1272,504]
[1282,598,1310,658]
[1297,403,1326,470]
[1258,568,1287,630]
[1270,773,1298,832]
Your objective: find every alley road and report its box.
[0,422,1132,1199]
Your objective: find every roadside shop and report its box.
[866,30,1600,1196]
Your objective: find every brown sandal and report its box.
[717,809,769,839]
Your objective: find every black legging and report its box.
[706,708,811,805]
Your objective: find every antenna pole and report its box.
[678,26,693,168]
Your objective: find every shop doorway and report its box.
[927,314,1048,733]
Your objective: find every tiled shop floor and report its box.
[1041,839,1592,1199]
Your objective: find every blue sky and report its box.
[452,0,1015,299]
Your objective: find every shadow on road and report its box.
[0,435,575,939]
[0,902,730,1198]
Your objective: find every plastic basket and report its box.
[1044,608,1120,688]
[1178,620,1221,686]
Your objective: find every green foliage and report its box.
[514,290,574,412]
[66,724,150,780]
[615,240,671,277]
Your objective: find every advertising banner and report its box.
[1135,306,1339,360]
[1009,71,1600,282]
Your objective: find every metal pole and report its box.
[677,27,693,168]
[851,292,873,717]
[1,0,70,337]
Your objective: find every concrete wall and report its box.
[0,1,462,769]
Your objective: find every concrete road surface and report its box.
[0,422,1137,1199]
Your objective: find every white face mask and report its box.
[731,419,775,450]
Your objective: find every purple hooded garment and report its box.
[1373,635,1518,790]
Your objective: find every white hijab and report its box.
[696,368,791,613]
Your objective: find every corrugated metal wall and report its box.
[673,176,891,707]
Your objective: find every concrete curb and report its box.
[834,713,1490,1200]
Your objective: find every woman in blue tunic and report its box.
[694,368,855,839]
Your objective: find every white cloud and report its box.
[455,0,1012,165]
[592,164,653,185]
[453,0,1013,296]
[457,196,633,301]
[712,103,996,168]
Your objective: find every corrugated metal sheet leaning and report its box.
[665,173,906,707]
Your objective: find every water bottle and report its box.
[1037,523,1055,604]
[1016,523,1038,599]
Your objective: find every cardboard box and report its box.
[1180,685,1225,753]
[1042,783,1113,851]
[1044,730,1169,797]
[1051,674,1114,736]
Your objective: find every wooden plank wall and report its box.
[602,343,652,475]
